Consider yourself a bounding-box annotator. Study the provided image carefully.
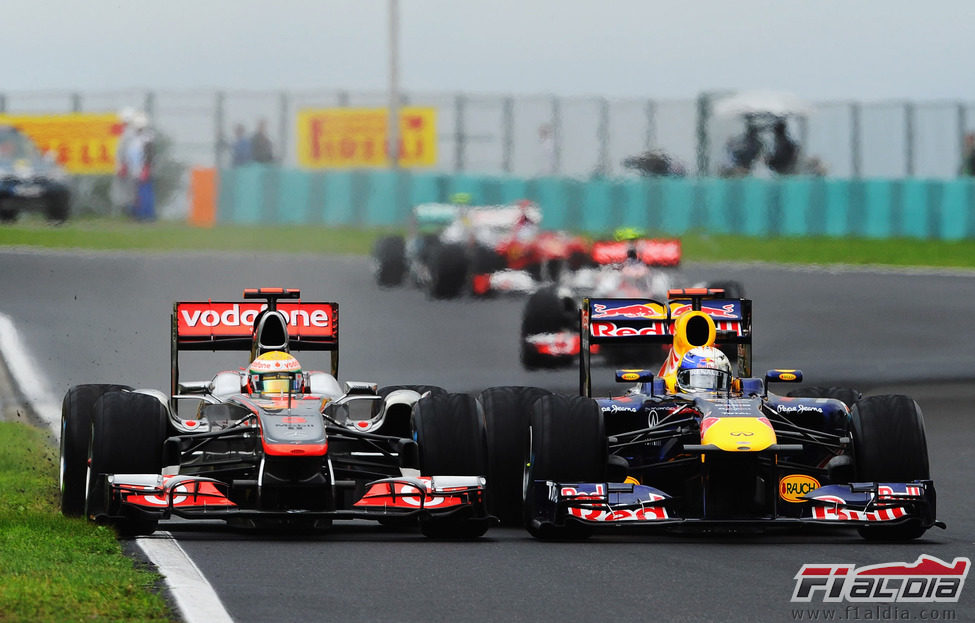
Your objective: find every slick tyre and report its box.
[86,391,169,535]
[520,287,574,369]
[412,393,490,539]
[525,394,606,540]
[478,386,551,525]
[373,235,407,287]
[428,243,469,299]
[786,386,862,409]
[850,394,930,541]
[59,384,132,516]
[377,385,446,438]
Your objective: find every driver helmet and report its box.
[676,346,732,393]
[248,351,303,394]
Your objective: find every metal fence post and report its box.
[455,93,466,171]
[645,99,657,149]
[501,96,513,174]
[143,91,156,121]
[850,102,862,178]
[215,91,226,169]
[552,96,562,175]
[958,102,967,169]
[597,97,610,176]
[695,93,711,176]
[278,91,289,165]
[904,101,915,177]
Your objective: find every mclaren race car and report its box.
[59,288,492,537]
[511,289,940,540]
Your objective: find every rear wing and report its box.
[580,289,752,396]
[590,239,681,267]
[171,288,339,397]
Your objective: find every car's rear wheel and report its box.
[478,386,551,525]
[376,384,446,438]
[428,243,469,299]
[45,188,71,223]
[373,235,407,287]
[525,394,606,540]
[520,287,574,369]
[412,393,490,538]
[86,391,169,535]
[850,394,930,541]
[59,384,132,516]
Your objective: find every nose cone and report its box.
[701,416,776,452]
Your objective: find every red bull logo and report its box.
[592,302,665,319]
[671,302,740,320]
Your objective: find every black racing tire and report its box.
[377,384,447,438]
[428,243,469,299]
[412,392,490,539]
[525,394,607,540]
[470,244,506,275]
[373,235,407,287]
[478,386,551,525]
[786,386,862,409]
[708,280,745,299]
[59,384,132,516]
[86,391,169,535]
[520,287,575,369]
[45,188,71,223]
[850,394,930,541]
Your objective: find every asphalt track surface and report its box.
[1,249,973,623]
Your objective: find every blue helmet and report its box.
[676,346,732,393]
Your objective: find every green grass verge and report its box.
[0,421,173,623]
[1,215,973,268]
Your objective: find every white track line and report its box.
[0,313,60,431]
[0,311,235,623]
[137,532,234,623]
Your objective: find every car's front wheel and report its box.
[86,391,169,535]
[850,394,930,541]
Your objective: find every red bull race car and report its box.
[520,240,741,369]
[58,288,493,537]
[483,289,941,539]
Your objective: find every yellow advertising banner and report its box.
[0,113,123,175]
[296,107,437,168]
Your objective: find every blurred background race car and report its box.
[0,124,71,223]
[372,198,593,299]
[520,234,743,369]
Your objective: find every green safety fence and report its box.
[216,165,975,240]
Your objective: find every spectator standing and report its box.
[111,107,137,216]
[766,118,800,175]
[230,123,252,166]
[250,119,274,163]
[125,113,156,221]
[960,132,975,176]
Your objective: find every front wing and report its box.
[93,473,491,524]
[526,480,939,532]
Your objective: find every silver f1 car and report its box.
[59,288,493,537]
